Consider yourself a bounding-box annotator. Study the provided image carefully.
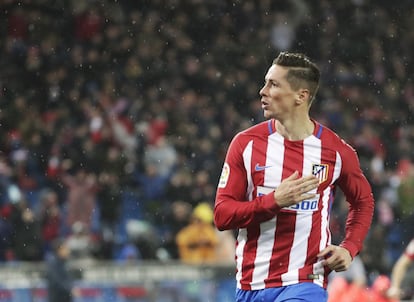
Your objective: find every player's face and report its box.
[259,64,297,120]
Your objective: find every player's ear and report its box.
[296,88,310,105]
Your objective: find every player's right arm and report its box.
[214,135,281,231]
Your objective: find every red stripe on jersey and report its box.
[240,137,270,289]
[265,140,303,286]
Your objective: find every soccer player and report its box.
[387,238,414,300]
[214,52,375,302]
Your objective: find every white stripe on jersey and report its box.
[251,217,277,289]
[244,140,254,201]
[263,133,284,187]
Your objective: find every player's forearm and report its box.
[214,193,280,230]
[341,196,374,257]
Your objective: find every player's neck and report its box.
[275,118,315,141]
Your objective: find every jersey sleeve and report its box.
[214,134,281,231]
[336,143,375,258]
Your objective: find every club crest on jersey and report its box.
[312,164,328,183]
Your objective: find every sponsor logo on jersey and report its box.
[255,163,273,171]
[257,186,319,212]
[218,162,230,188]
[284,196,319,212]
[312,164,328,183]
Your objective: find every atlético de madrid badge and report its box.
[312,164,328,183]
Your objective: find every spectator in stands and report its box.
[46,238,75,302]
[37,189,63,255]
[0,204,13,261]
[124,219,160,260]
[116,242,140,263]
[387,238,414,300]
[96,169,123,259]
[160,200,192,259]
[10,198,43,261]
[396,166,414,241]
[176,202,219,264]
[60,164,98,233]
[64,221,95,260]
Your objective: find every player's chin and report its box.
[263,110,273,119]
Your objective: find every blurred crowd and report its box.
[1,0,414,296]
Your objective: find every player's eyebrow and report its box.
[264,78,281,86]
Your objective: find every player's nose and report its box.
[259,84,267,97]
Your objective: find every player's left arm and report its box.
[336,143,375,258]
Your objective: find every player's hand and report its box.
[273,171,319,208]
[318,245,352,272]
[387,286,401,300]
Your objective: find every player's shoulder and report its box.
[237,119,272,138]
[226,120,271,154]
[318,122,356,153]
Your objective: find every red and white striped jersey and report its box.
[214,119,374,290]
[404,239,414,260]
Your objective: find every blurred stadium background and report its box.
[1,0,414,301]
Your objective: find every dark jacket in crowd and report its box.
[45,240,73,302]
